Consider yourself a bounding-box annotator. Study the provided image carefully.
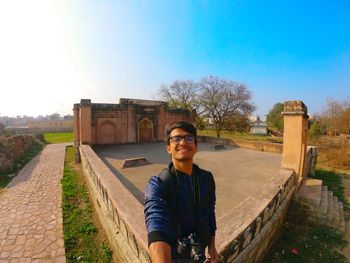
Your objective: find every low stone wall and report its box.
[79,143,295,263]
[79,145,150,263]
[305,146,317,177]
[216,170,296,262]
[0,134,41,173]
[197,136,283,153]
[7,127,73,134]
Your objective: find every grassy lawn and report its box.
[197,129,283,143]
[44,132,74,144]
[62,146,113,262]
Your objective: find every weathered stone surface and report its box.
[0,143,69,262]
[121,157,150,168]
[0,135,40,173]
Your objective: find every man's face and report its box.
[166,128,198,161]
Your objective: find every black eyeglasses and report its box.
[169,135,196,145]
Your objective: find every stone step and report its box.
[327,191,334,221]
[318,185,329,215]
[338,202,346,233]
[298,179,323,208]
[295,179,346,234]
[331,196,340,224]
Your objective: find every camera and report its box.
[177,233,206,263]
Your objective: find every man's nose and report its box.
[178,137,187,145]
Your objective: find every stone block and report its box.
[297,178,323,207]
[214,144,226,150]
[121,157,150,168]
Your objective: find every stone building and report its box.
[249,122,268,135]
[73,98,196,145]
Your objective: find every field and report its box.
[309,137,350,172]
[198,129,283,143]
[44,132,74,144]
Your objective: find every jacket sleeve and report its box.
[208,172,217,236]
[144,176,172,246]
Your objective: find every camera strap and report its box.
[192,168,201,208]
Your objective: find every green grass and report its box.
[0,140,44,189]
[62,146,113,262]
[263,168,349,263]
[263,201,347,263]
[44,132,73,144]
[197,129,283,143]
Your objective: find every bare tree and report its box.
[319,98,350,135]
[198,76,255,137]
[157,80,200,111]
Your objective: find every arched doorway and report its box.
[138,118,153,142]
[98,122,117,144]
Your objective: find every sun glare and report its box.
[0,0,76,116]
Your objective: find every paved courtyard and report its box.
[94,142,283,219]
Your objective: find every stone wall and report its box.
[217,171,296,263]
[79,145,150,263]
[79,143,295,263]
[197,136,283,153]
[74,99,196,145]
[305,146,317,177]
[0,135,40,173]
[8,127,73,134]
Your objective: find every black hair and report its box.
[166,121,197,145]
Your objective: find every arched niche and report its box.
[98,120,117,144]
[138,118,153,143]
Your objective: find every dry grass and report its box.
[309,137,350,171]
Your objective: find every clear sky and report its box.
[0,0,349,118]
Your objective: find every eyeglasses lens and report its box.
[171,135,195,144]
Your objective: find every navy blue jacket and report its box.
[144,163,217,256]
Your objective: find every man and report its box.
[144,121,218,262]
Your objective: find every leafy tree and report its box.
[198,76,255,137]
[222,113,250,131]
[47,112,61,120]
[309,120,324,138]
[195,116,206,130]
[266,103,284,131]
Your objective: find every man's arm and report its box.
[207,236,218,262]
[144,176,173,262]
[149,241,172,263]
[207,172,218,262]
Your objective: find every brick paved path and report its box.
[0,143,70,263]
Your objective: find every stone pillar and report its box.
[73,104,80,146]
[79,99,92,144]
[281,100,309,187]
[127,104,136,143]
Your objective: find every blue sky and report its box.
[0,0,349,118]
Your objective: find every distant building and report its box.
[28,119,73,132]
[248,115,258,123]
[249,121,268,135]
[73,98,196,145]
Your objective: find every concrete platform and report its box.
[93,142,282,219]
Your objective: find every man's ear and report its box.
[166,145,171,154]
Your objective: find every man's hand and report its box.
[149,241,171,263]
[207,236,219,262]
